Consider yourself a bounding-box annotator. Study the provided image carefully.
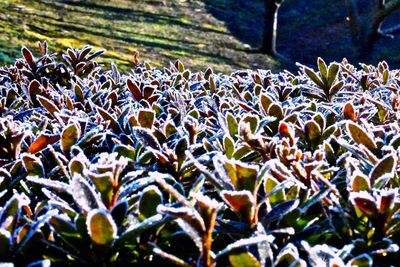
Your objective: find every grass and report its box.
[0,0,279,73]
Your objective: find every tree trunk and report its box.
[261,0,282,56]
[345,0,400,59]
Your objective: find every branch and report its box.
[381,0,400,18]
[381,23,400,36]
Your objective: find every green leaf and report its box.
[113,144,136,160]
[49,215,78,238]
[229,251,261,267]
[61,123,80,154]
[139,185,163,221]
[224,158,259,193]
[348,253,373,267]
[350,172,370,192]
[327,63,339,87]
[264,177,285,205]
[370,153,396,185]
[87,172,114,207]
[224,135,235,158]
[138,109,155,129]
[304,67,324,88]
[226,113,238,138]
[275,243,299,266]
[21,153,44,177]
[347,122,377,152]
[317,57,328,80]
[87,209,117,245]
[116,214,164,247]
[304,120,321,143]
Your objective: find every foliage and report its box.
[1,43,400,266]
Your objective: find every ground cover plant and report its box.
[1,43,400,266]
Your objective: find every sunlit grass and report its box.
[0,0,278,73]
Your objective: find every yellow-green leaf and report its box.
[229,251,261,267]
[87,209,117,245]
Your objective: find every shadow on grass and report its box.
[18,0,239,66]
[204,0,264,48]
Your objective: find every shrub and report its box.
[0,42,399,266]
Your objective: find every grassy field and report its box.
[0,0,279,73]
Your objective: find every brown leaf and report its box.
[28,133,60,154]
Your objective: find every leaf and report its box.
[157,205,205,234]
[224,158,259,193]
[343,101,356,121]
[264,177,285,205]
[304,120,321,143]
[264,199,299,225]
[304,67,324,88]
[370,153,396,185]
[221,190,255,225]
[28,80,42,106]
[268,103,284,119]
[86,49,105,61]
[327,63,339,87]
[117,214,164,247]
[329,80,344,96]
[28,133,60,154]
[87,172,113,208]
[226,112,238,138]
[241,115,259,134]
[97,107,122,134]
[87,209,117,245]
[275,243,299,266]
[350,171,370,192]
[111,200,129,227]
[348,253,373,267]
[260,93,273,114]
[138,109,155,129]
[37,95,60,118]
[139,185,163,220]
[351,192,378,218]
[224,135,235,158]
[279,122,295,146]
[21,153,44,177]
[131,127,160,150]
[318,58,328,80]
[27,176,70,193]
[216,235,273,259]
[61,124,80,154]
[127,79,142,101]
[0,228,11,258]
[71,174,104,213]
[229,251,261,267]
[22,47,35,67]
[49,215,77,237]
[347,122,377,152]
